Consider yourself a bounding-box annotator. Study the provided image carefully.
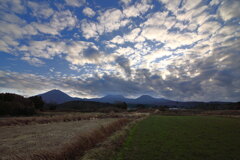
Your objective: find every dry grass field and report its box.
[0,112,144,126]
[0,117,125,160]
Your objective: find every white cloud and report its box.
[120,0,131,6]
[218,0,240,21]
[19,40,116,67]
[28,1,54,19]
[0,0,25,14]
[141,26,167,42]
[210,0,220,5]
[0,40,12,53]
[198,21,221,35]
[50,10,77,31]
[80,20,99,39]
[159,0,180,13]
[123,0,152,18]
[65,41,104,65]
[124,28,141,42]
[19,40,66,59]
[32,23,58,35]
[65,0,86,7]
[182,0,202,11]
[1,12,25,24]
[0,20,38,53]
[32,10,77,35]
[83,7,96,17]
[21,56,45,66]
[81,8,130,39]
[110,35,125,44]
[97,9,129,33]
[109,27,141,44]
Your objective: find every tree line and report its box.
[0,93,44,116]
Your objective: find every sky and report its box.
[0,0,239,102]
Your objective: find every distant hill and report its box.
[37,89,81,104]
[38,89,173,105]
[37,90,239,110]
[134,95,171,104]
[90,95,130,103]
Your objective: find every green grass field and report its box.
[115,116,240,160]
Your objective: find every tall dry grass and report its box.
[14,118,131,160]
[0,112,143,126]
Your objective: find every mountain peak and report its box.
[103,95,125,99]
[137,95,154,99]
[46,89,65,94]
[38,89,72,104]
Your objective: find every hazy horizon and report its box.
[0,0,240,102]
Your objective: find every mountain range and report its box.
[37,89,174,105]
[37,90,238,109]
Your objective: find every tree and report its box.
[0,93,35,116]
[29,96,44,110]
[115,101,128,110]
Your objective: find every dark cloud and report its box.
[115,56,131,76]
[82,47,100,59]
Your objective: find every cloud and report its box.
[0,6,77,54]
[19,40,66,59]
[21,56,45,66]
[50,10,77,32]
[82,46,100,59]
[120,0,131,6]
[28,1,54,19]
[80,8,130,39]
[80,20,99,39]
[110,35,125,44]
[97,9,130,33]
[218,0,240,21]
[123,0,152,18]
[31,10,77,35]
[32,23,58,35]
[0,0,25,14]
[115,56,132,76]
[0,0,239,101]
[83,7,96,17]
[65,0,86,7]
[0,70,153,98]
[109,28,142,45]
[198,21,221,35]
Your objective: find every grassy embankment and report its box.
[115,115,240,160]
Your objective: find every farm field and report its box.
[115,115,240,160]
[0,118,119,160]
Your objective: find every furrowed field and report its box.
[115,116,240,160]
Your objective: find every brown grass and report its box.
[14,118,131,160]
[0,112,144,127]
[0,119,118,160]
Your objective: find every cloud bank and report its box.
[0,0,239,101]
